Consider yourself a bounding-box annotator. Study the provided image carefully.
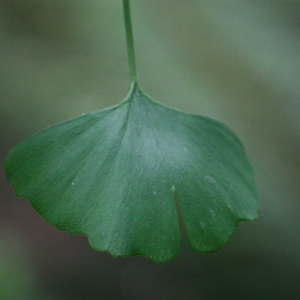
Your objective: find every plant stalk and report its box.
[123,0,138,84]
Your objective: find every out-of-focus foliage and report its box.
[1,0,300,299]
[0,232,37,300]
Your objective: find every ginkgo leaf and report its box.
[4,84,259,263]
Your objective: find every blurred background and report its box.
[1,0,300,299]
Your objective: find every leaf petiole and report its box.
[123,0,138,85]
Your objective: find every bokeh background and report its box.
[1,0,300,299]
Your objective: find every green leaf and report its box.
[5,84,259,264]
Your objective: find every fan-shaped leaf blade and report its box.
[5,85,259,263]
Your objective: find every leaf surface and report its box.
[5,85,259,263]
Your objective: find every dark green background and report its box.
[1,0,300,299]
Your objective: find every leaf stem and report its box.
[123,0,138,84]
